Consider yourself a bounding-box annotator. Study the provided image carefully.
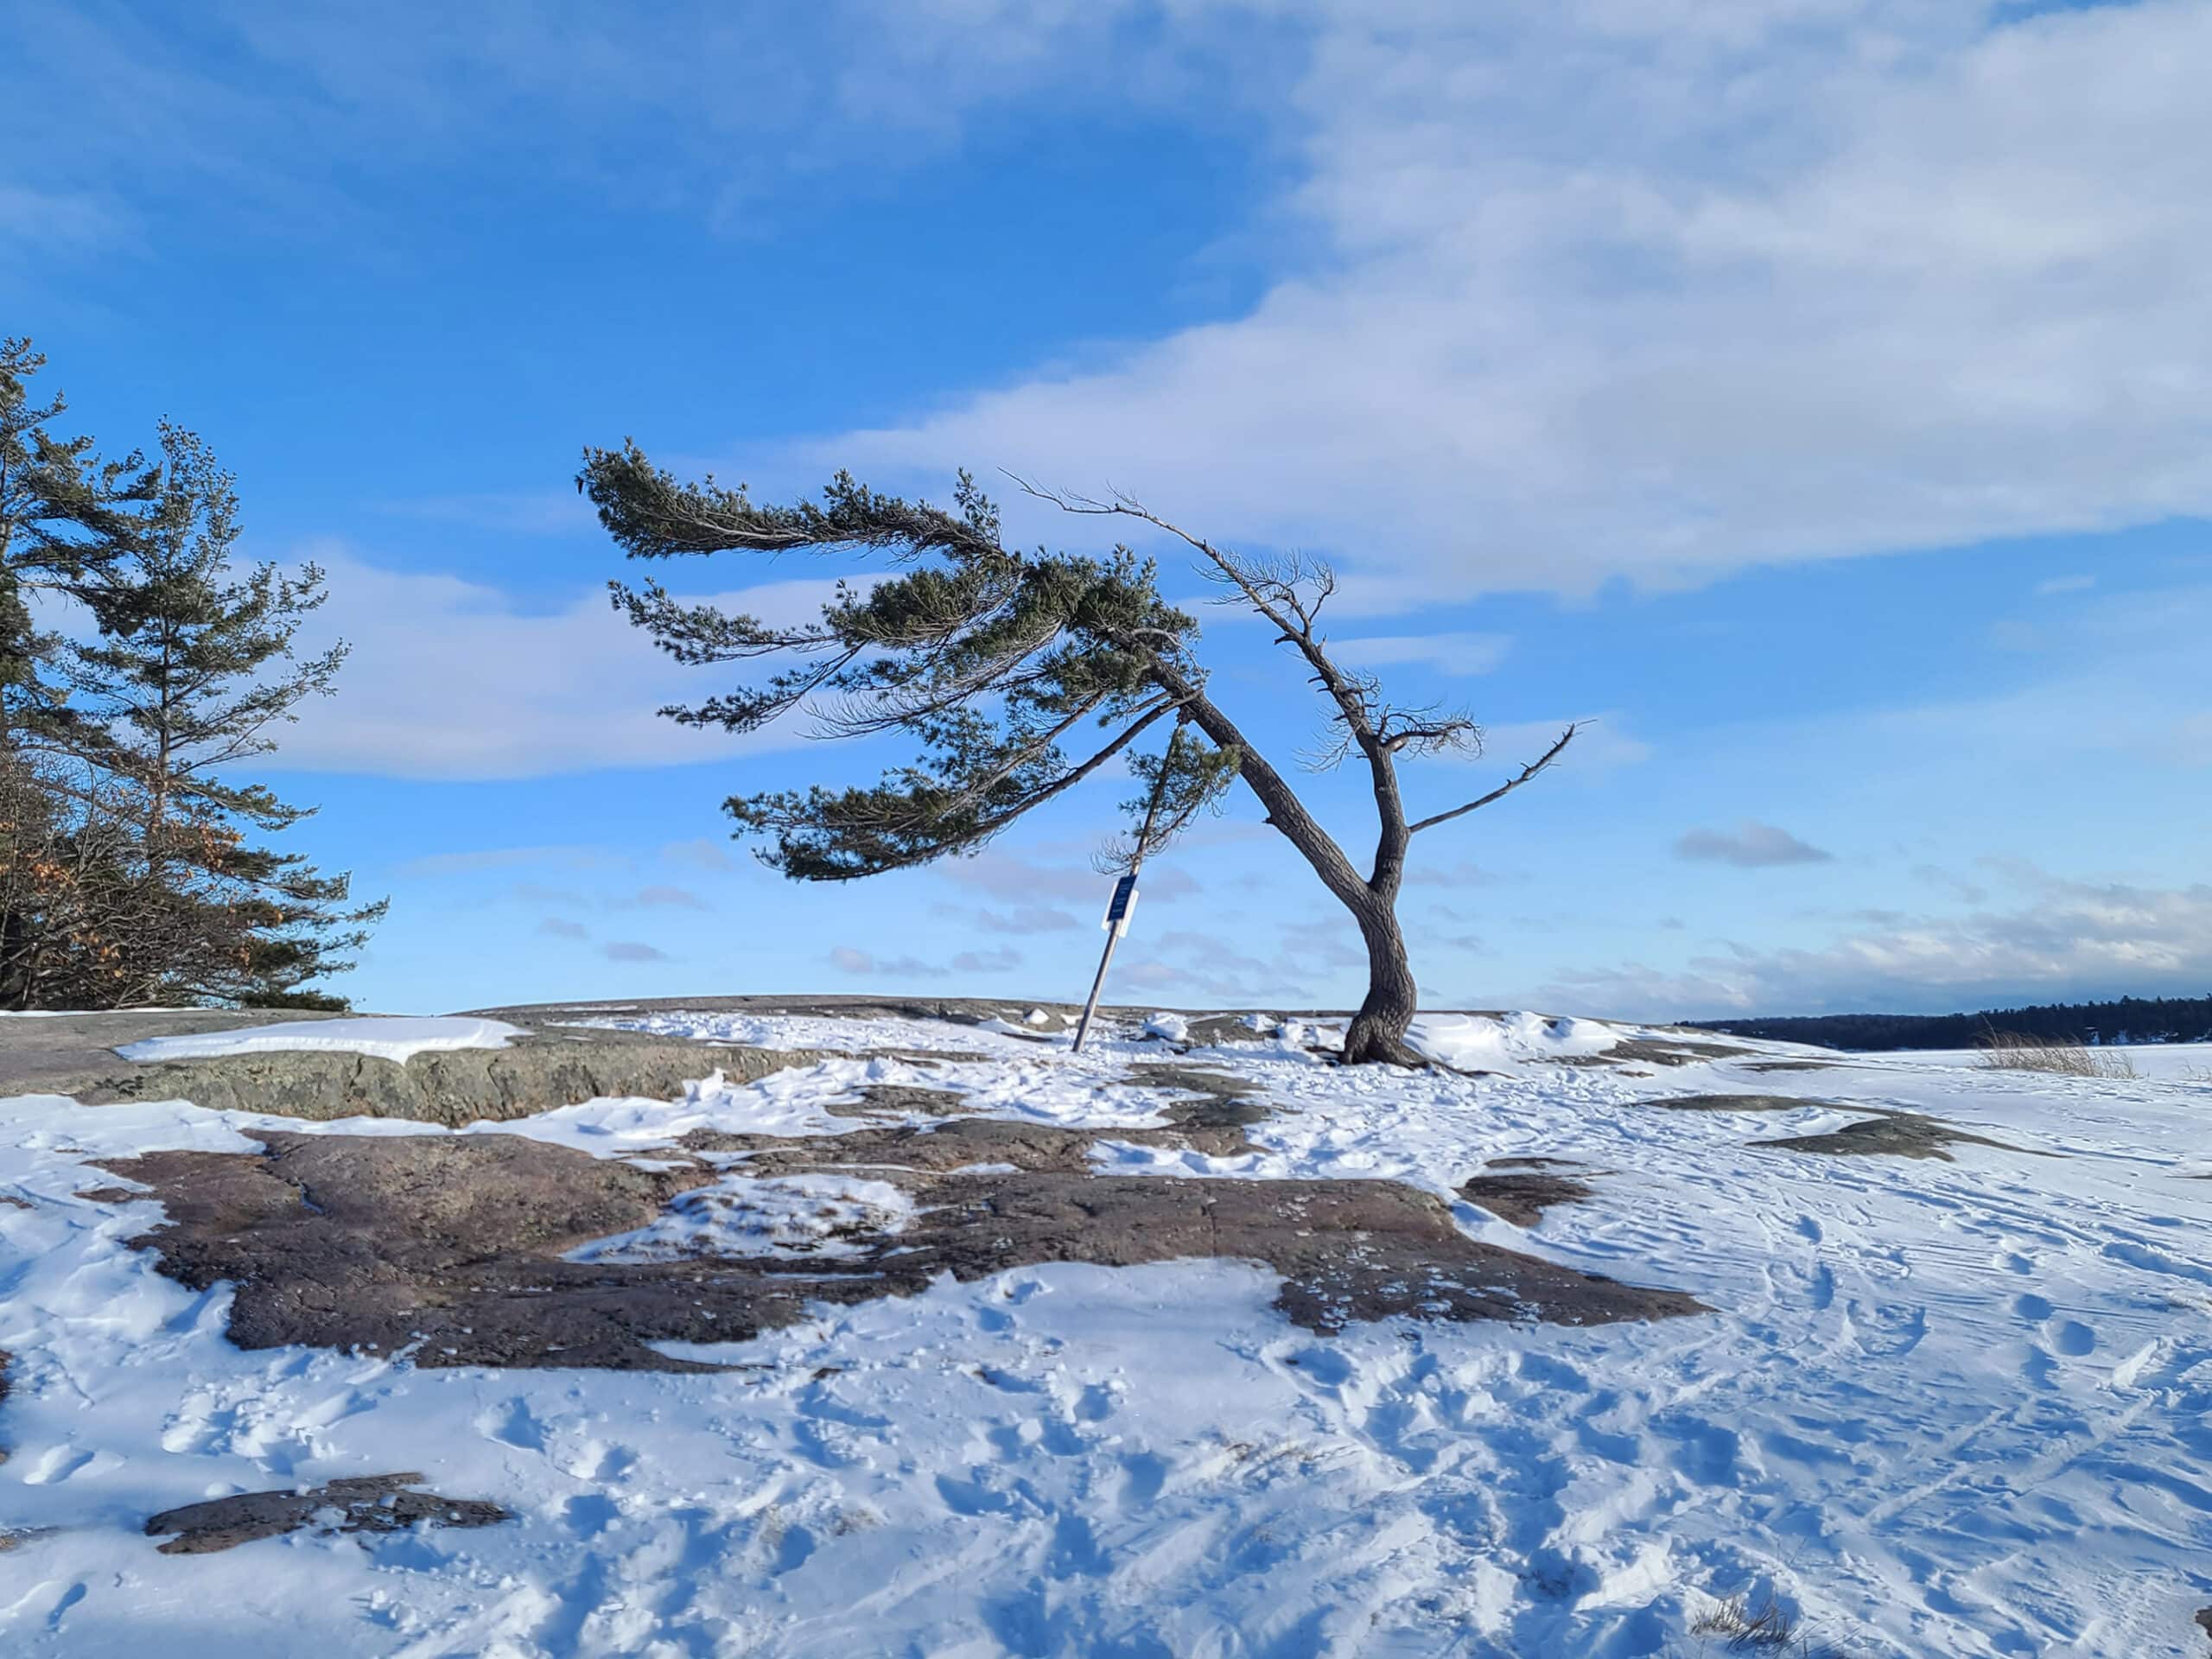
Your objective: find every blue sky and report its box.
[5,0,2208,1019]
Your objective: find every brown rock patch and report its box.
[824,1084,970,1119]
[1646,1093,2027,1161]
[1571,1036,1755,1068]
[1459,1170,1598,1227]
[71,1033,849,1125]
[1752,1112,2022,1161]
[101,1117,1702,1371]
[145,1474,509,1554]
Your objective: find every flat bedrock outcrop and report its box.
[145,1474,510,1554]
[57,1027,863,1126]
[97,1098,1704,1371]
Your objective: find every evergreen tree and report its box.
[581,451,1574,1065]
[0,338,153,749]
[63,422,385,1006]
[0,339,158,1006]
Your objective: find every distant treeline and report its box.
[1693,994,2212,1052]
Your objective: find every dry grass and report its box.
[1975,1029,2136,1080]
[1691,1591,1805,1652]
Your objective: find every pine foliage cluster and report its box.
[586,446,1241,880]
[0,339,382,1010]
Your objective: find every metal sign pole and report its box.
[1071,717,1185,1054]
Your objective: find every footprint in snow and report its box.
[478,1395,550,1452]
[19,1446,94,1486]
[2045,1319,2097,1357]
[1073,1382,1119,1423]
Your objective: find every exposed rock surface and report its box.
[1572,1034,1756,1068]
[1459,1167,1599,1227]
[1650,1093,2026,1161]
[144,1474,510,1554]
[98,1079,1702,1371]
[1654,1094,1816,1113]
[63,1026,848,1125]
[0,1007,342,1099]
[824,1083,971,1119]
[1752,1112,2022,1161]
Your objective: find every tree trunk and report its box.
[1339,899,1427,1066]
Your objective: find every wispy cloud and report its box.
[601,940,673,963]
[1332,632,1510,676]
[938,852,1197,905]
[830,945,950,980]
[661,838,741,872]
[395,844,618,878]
[271,550,848,780]
[1538,870,2212,1020]
[823,2,2212,606]
[628,886,709,911]
[972,905,1082,935]
[1675,822,1835,869]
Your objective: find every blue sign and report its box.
[1105,874,1138,924]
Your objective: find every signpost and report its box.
[1071,717,1185,1054]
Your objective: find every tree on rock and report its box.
[580,449,1573,1065]
[62,423,385,1007]
[0,337,157,1006]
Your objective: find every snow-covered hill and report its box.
[2,1009,2207,1656]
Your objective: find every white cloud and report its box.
[1537,870,2212,1020]
[269,549,847,780]
[938,851,1199,904]
[1675,821,1835,868]
[1332,632,1510,676]
[1,0,1211,260]
[816,0,2212,605]
[0,184,127,254]
[628,886,710,911]
[661,838,741,872]
[972,905,1083,935]
[394,844,620,877]
[830,945,950,980]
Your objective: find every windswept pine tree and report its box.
[581,450,1573,1065]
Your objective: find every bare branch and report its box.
[1407,723,1580,836]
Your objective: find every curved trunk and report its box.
[1339,899,1426,1066]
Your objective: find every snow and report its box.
[569,1173,916,1263]
[115,1015,526,1065]
[1407,1008,1624,1070]
[4,1007,2210,1656]
[1897,1040,2212,1082]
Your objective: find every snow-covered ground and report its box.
[1902,1042,2212,1083]
[3,1011,2209,1656]
[115,1015,526,1065]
